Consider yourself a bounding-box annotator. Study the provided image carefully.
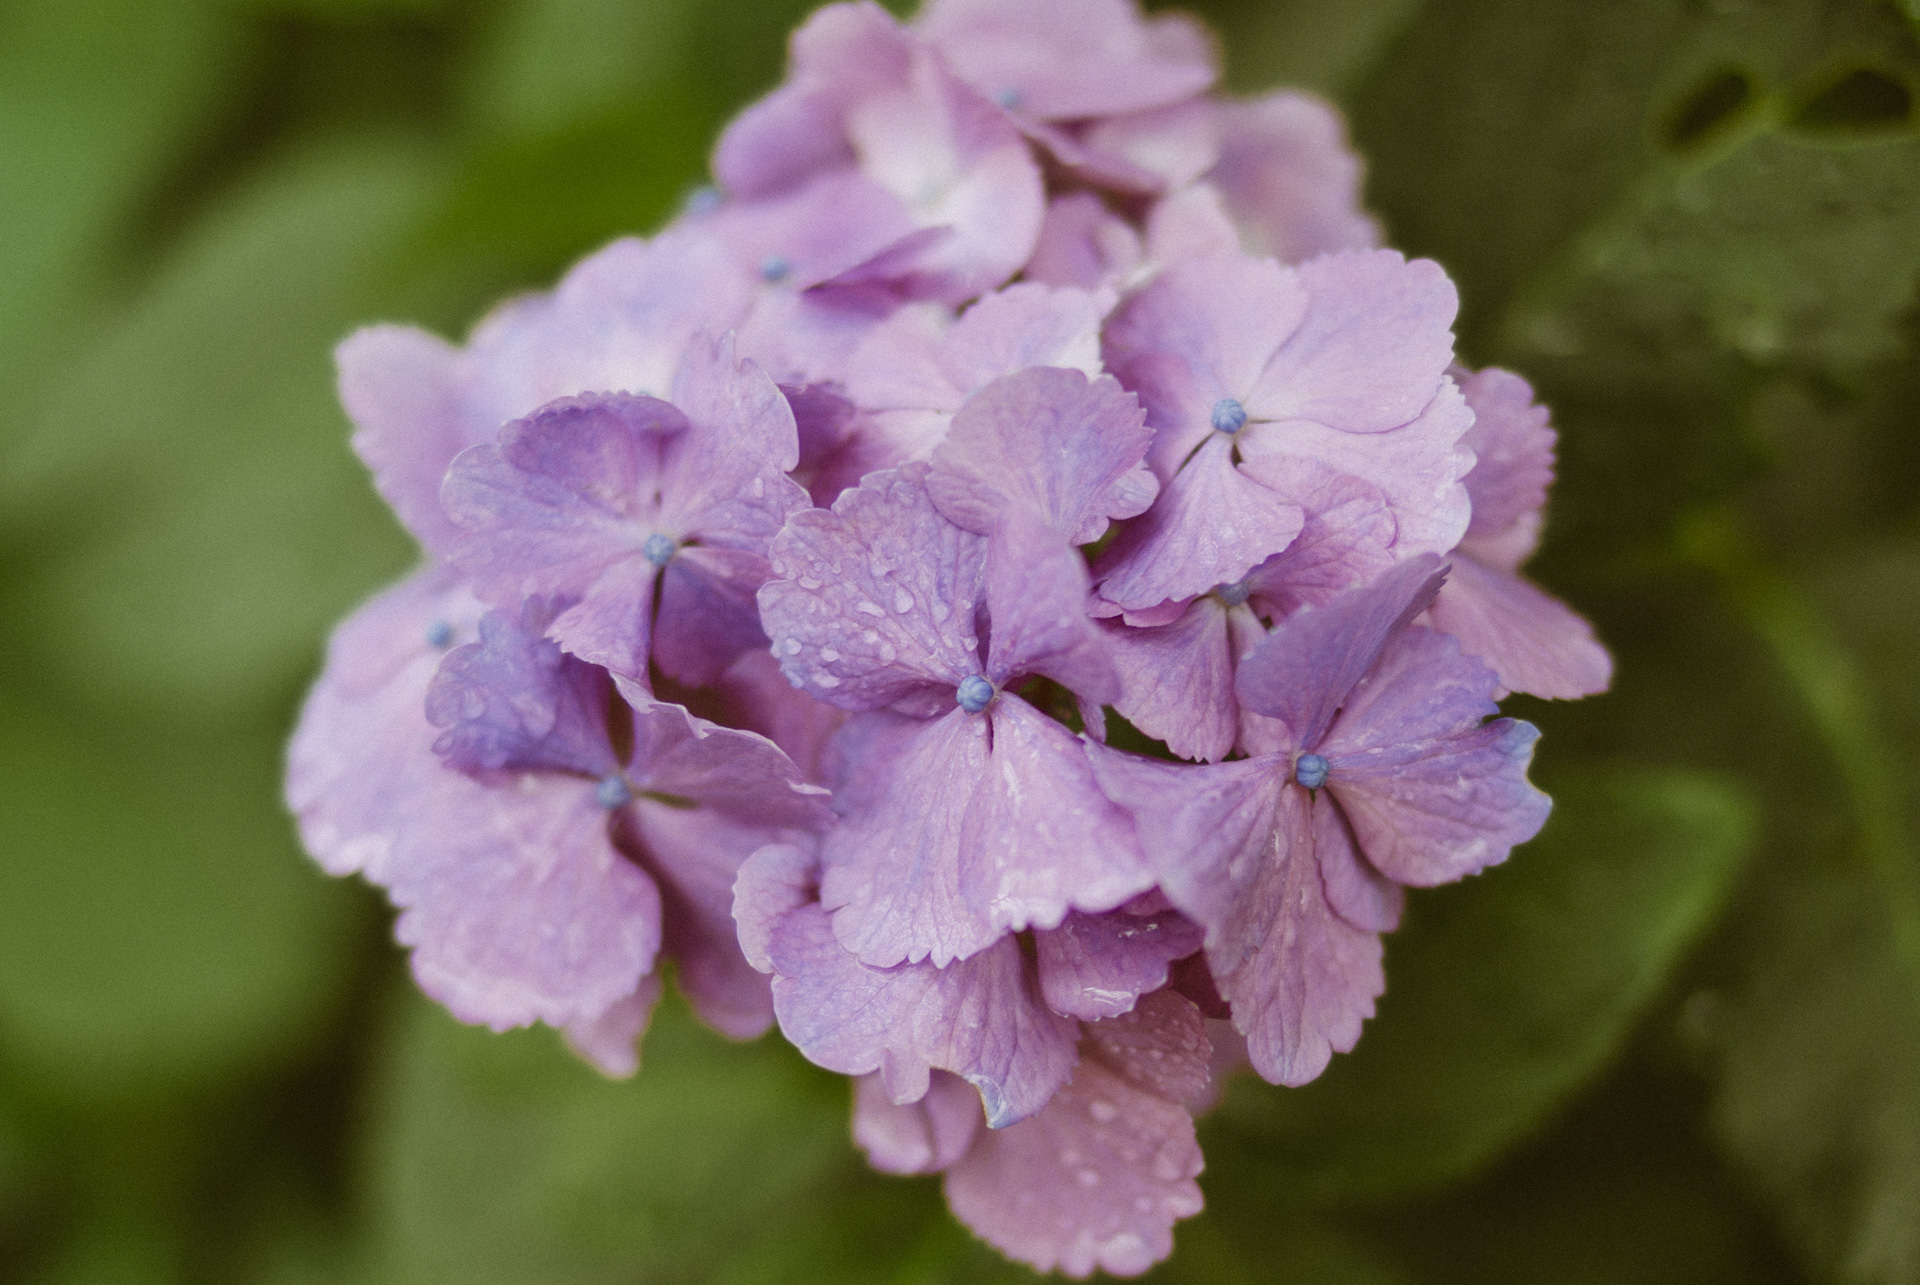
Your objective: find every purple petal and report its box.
[702,650,849,787]
[547,558,660,684]
[943,998,1207,1278]
[1103,597,1239,764]
[287,567,484,877]
[336,326,471,558]
[659,334,811,545]
[929,368,1155,546]
[1085,989,1214,1105]
[1140,183,1241,270]
[705,170,920,292]
[760,465,988,711]
[1209,91,1380,265]
[1241,474,1397,616]
[853,1069,983,1175]
[982,519,1118,704]
[386,772,664,1035]
[652,546,776,688]
[1427,555,1613,700]
[563,977,663,1077]
[768,900,1080,1126]
[732,840,821,975]
[627,699,834,831]
[1024,193,1141,290]
[1036,908,1203,1020]
[1456,365,1555,555]
[1081,99,1223,191]
[1234,553,1448,750]
[917,0,1216,122]
[1093,434,1306,613]
[1313,798,1403,934]
[1320,629,1551,886]
[425,599,619,778]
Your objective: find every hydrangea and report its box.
[288,0,1609,1274]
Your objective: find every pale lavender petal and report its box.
[818,710,1000,967]
[1234,554,1447,750]
[425,600,619,778]
[563,977,663,1078]
[661,333,811,547]
[1313,796,1402,934]
[1456,365,1555,556]
[929,368,1155,546]
[1209,91,1380,265]
[1036,908,1203,1020]
[287,567,484,877]
[1140,183,1240,270]
[1237,376,1474,559]
[943,1003,1206,1278]
[1428,555,1612,700]
[652,546,776,688]
[760,465,988,710]
[1243,250,1459,433]
[1081,99,1222,191]
[705,169,919,291]
[965,696,1153,937]
[1085,988,1213,1104]
[982,519,1118,705]
[1319,629,1551,886]
[769,901,1080,1125]
[387,773,664,1034]
[1103,597,1238,764]
[1093,435,1305,613]
[627,700,834,831]
[1241,473,1396,616]
[704,649,849,786]
[853,1069,982,1175]
[917,0,1216,122]
[336,326,470,558]
[732,839,821,976]
[547,558,659,683]
[1024,193,1141,290]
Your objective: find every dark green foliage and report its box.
[1,0,1917,1280]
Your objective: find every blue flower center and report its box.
[596,775,634,810]
[994,87,1022,109]
[759,255,791,283]
[1214,580,1251,607]
[1211,398,1247,434]
[425,619,455,649]
[686,185,722,215]
[956,674,996,713]
[1293,753,1330,790]
[643,533,678,567]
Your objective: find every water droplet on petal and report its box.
[893,589,915,613]
[1088,1099,1119,1123]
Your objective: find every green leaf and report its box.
[3,141,439,721]
[0,692,364,1101]
[462,0,700,140]
[361,988,872,1284]
[1215,765,1755,1202]
[0,0,238,436]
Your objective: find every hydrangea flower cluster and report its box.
[288,0,1610,1274]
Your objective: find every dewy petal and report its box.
[702,650,849,786]
[627,700,835,831]
[1320,627,1551,886]
[1082,749,1383,1085]
[651,546,776,689]
[563,976,663,1078]
[768,899,1080,1126]
[1103,597,1239,764]
[943,993,1208,1279]
[425,599,620,778]
[1208,91,1380,265]
[929,368,1155,547]
[287,566,484,877]
[1427,555,1613,701]
[760,464,988,711]
[917,0,1216,122]
[386,771,663,1035]
[336,326,470,559]
[661,333,811,548]
[854,1069,983,1175]
[1036,907,1203,1020]
[1241,473,1397,617]
[1234,553,1448,750]
[982,517,1119,705]
[1094,434,1305,614]
[1455,365,1555,553]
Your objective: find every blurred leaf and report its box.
[3,141,439,721]
[1216,765,1755,1202]
[0,692,362,1101]
[462,0,699,140]
[1186,0,1422,99]
[0,0,239,434]
[363,988,877,1284]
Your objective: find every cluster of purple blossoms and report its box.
[288,0,1611,1274]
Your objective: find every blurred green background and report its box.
[1,0,1917,1280]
